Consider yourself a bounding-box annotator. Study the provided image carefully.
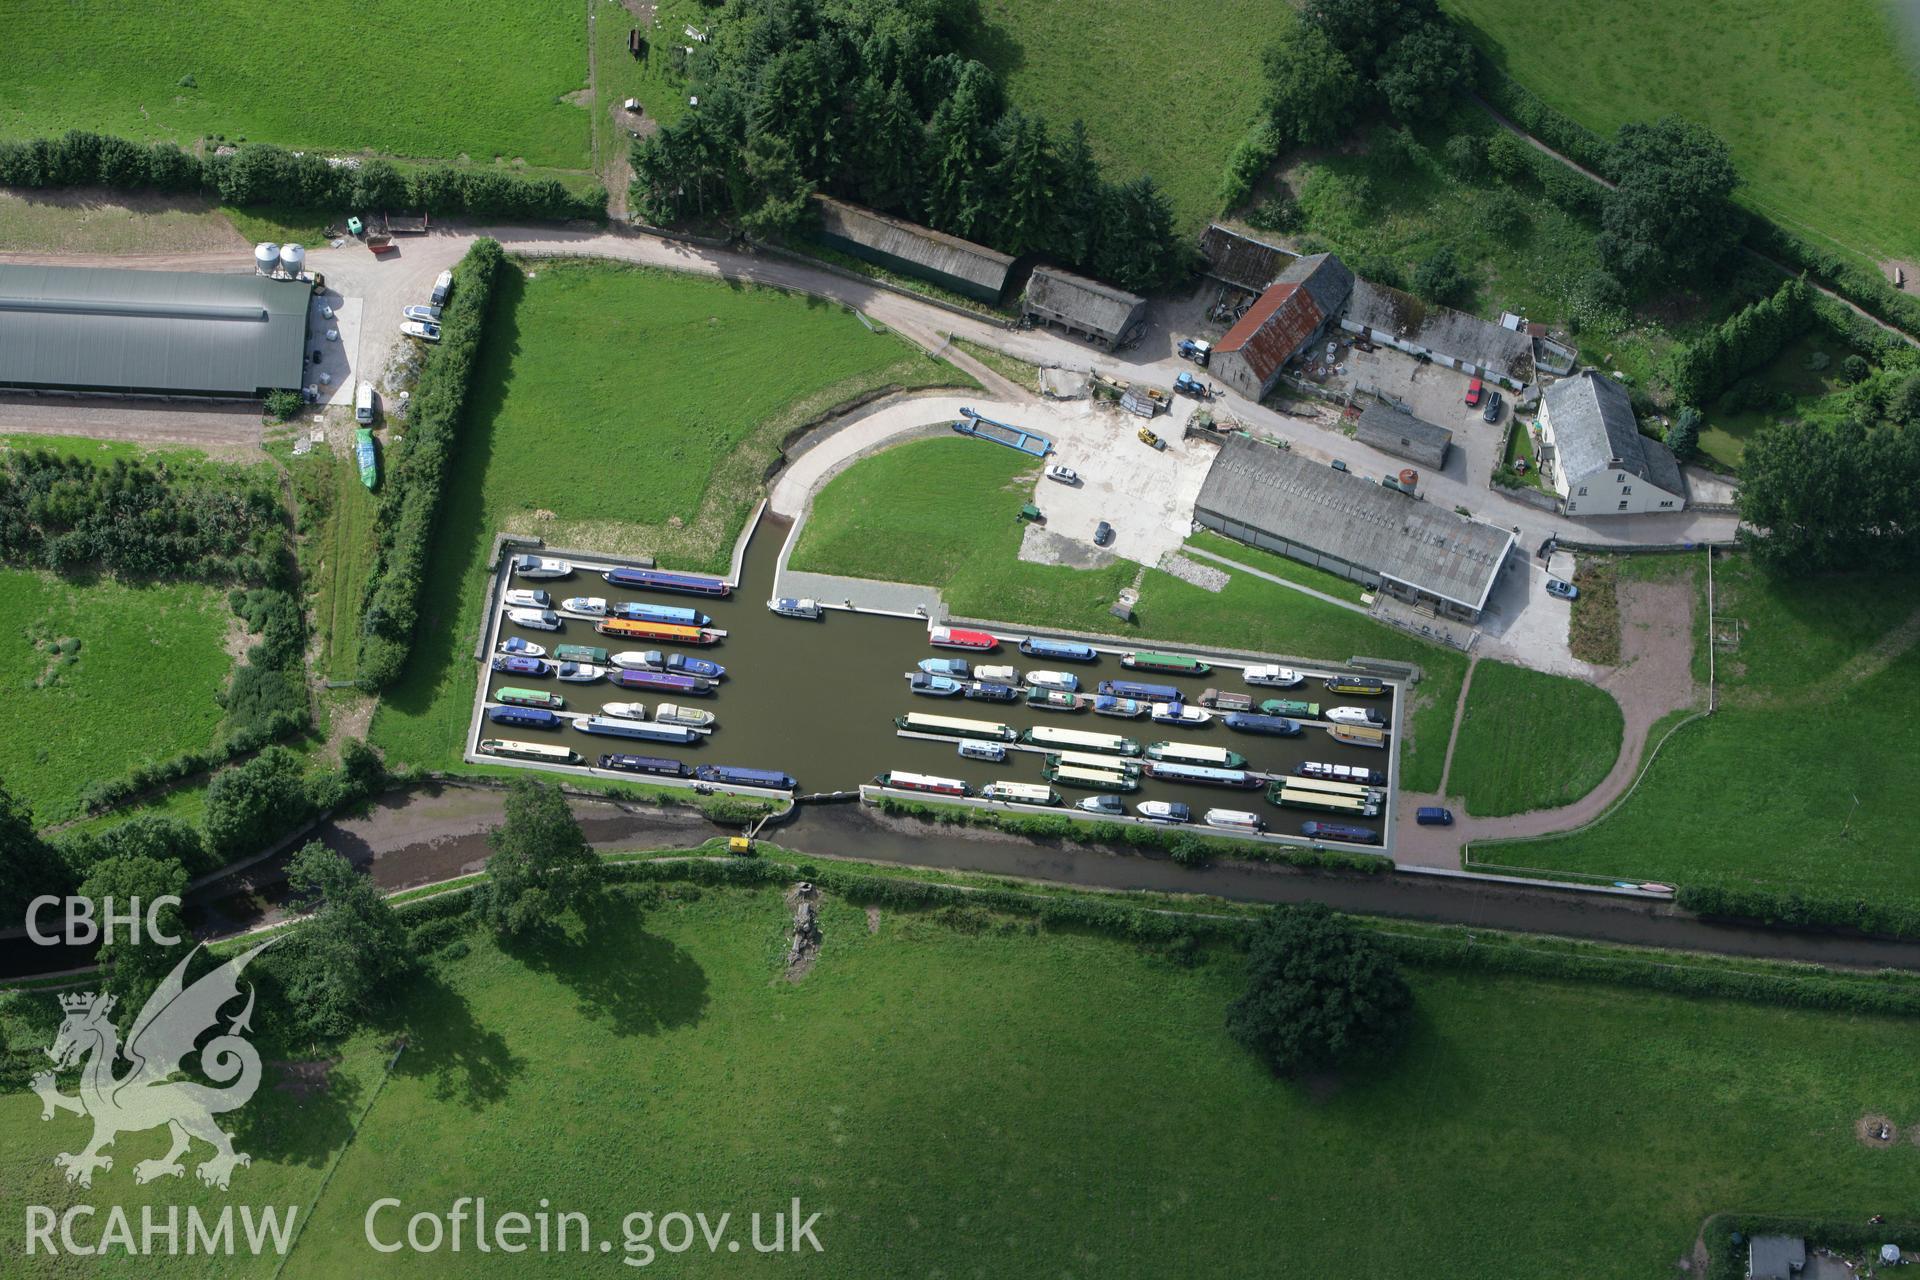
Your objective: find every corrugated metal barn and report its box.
[809,196,1013,303]
[1209,254,1354,402]
[1022,267,1146,348]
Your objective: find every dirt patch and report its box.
[1883,259,1918,290]
[270,1058,339,1100]
[1569,557,1621,665]
[783,882,822,983]
[1857,1113,1899,1147]
[623,0,655,21]
[221,610,253,665]
[565,88,594,107]
[865,905,880,934]
[322,692,379,759]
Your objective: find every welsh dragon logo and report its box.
[32,940,274,1191]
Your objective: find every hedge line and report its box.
[357,239,504,688]
[1677,883,1920,943]
[78,710,307,815]
[1666,277,1816,405]
[1472,62,1616,178]
[0,131,605,222]
[1745,214,1920,344]
[1703,1215,1920,1280]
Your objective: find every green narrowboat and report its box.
[554,644,611,665]
[1258,699,1321,719]
[497,687,565,710]
[1121,651,1212,676]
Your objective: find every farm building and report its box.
[1195,435,1513,623]
[809,196,1013,303]
[1340,279,1535,389]
[1745,1236,1805,1280]
[1538,370,1687,516]
[1210,253,1355,402]
[0,264,310,399]
[1022,267,1146,348]
[1197,223,1294,295]
[1354,403,1452,469]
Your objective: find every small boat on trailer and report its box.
[1122,651,1211,676]
[1259,698,1321,719]
[1092,696,1146,719]
[553,644,610,665]
[1150,702,1212,727]
[497,686,564,709]
[875,770,970,796]
[695,764,797,791]
[599,754,686,777]
[497,636,546,659]
[1098,679,1182,704]
[609,601,711,627]
[928,626,998,651]
[1043,761,1139,793]
[919,658,971,678]
[576,716,700,744]
[908,673,965,697]
[1025,688,1084,713]
[963,681,1020,703]
[1144,761,1262,789]
[1204,809,1265,833]
[561,596,609,616]
[480,738,580,765]
[555,662,608,683]
[1298,761,1386,786]
[957,741,1008,762]
[1243,664,1303,688]
[653,702,715,729]
[509,555,571,580]
[1198,688,1254,711]
[1223,712,1302,737]
[1328,724,1388,749]
[1300,820,1378,845]
[768,597,823,619]
[1019,637,1099,662]
[981,781,1059,805]
[602,702,648,720]
[602,567,732,598]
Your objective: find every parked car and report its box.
[1464,377,1484,408]
[1482,390,1504,423]
[1045,464,1080,485]
[1330,459,1349,473]
[1545,577,1578,600]
[1415,806,1455,826]
[1093,520,1114,547]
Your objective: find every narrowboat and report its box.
[974,664,1019,684]
[1025,688,1084,712]
[497,636,546,659]
[356,428,378,490]
[1326,706,1388,727]
[507,608,561,631]
[601,702,648,720]
[505,589,552,609]
[1270,785,1381,818]
[695,764,797,791]
[1324,674,1388,697]
[1146,741,1247,768]
[875,771,970,797]
[1020,725,1140,756]
[928,626,998,651]
[480,738,580,765]
[895,713,1017,742]
[664,653,726,680]
[595,619,722,646]
[981,781,1060,805]
[1298,761,1386,786]
[918,658,971,678]
[1043,762,1139,793]
[509,555,571,579]
[1223,712,1302,737]
[1198,688,1254,711]
[908,673,965,697]
[1284,776,1386,803]
[561,597,609,616]
[1136,801,1191,824]
[1328,725,1387,749]
[1092,696,1146,719]
[575,716,700,744]
[599,754,686,778]
[1018,637,1098,662]
[601,567,732,598]
[1259,699,1321,719]
[488,705,562,730]
[553,644,611,665]
[555,663,608,683]
[1026,670,1079,693]
[1050,750,1141,775]
[963,681,1021,703]
[610,668,712,695]
[653,702,715,729]
[1204,809,1265,833]
[1300,821,1378,845]
[1098,679,1182,703]
[1243,664,1304,688]
[957,741,1008,762]
[492,655,551,677]
[1077,794,1125,815]
[609,601,710,627]
[497,687,564,710]
[1144,761,1262,789]
[1121,652,1212,676]
[768,597,822,619]
[1150,702,1213,727]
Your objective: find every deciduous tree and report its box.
[481,778,604,937]
[1227,903,1412,1077]
[1598,117,1741,284]
[277,842,412,1038]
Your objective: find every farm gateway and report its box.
[24,1204,300,1258]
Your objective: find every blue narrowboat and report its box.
[491,655,552,677]
[663,653,726,680]
[964,681,1021,703]
[488,705,562,730]
[610,668,713,696]
[1092,695,1146,718]
[1097,679,1182,703]
[608,601,711,627]
[1300,821,1378,845]
[1142,761,1262,789]
[909,673,965,697]
[602,567,732,597]
[695,765,798,791]
[1223,712,1303,736]
[1018,637,1099,662]
[918,658,971,678]
[599,754,687,777]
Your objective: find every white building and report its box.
[1538,371,1687,516]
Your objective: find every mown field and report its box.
[1445,0,1920,265]
[1477,556,1920,898]
[281,438,379,683]
[0,0,589,169]
[0,570,235,823]
[9,882,1919,1277]
[1447,659,1624,816]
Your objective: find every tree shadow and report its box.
[500,892,709,1038]
[378,970,524,1110]
[227,1055,367,1170]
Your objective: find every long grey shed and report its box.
[1354,404,1452,469]
[1195,435,1512,621]
[0,265,311,398]
[1022,267,1146,348]
[810,196,1014,303]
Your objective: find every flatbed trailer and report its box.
[952,406,1052,457]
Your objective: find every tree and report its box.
[1261,21,1359,148]
[78,855,188,1018]
[1409,244,1470,306]
[986,108,1059,256]
[1375,20,1474,120]
[1051,120,1104,266]
[920,59,999,238]
[0,780,67,930]
[1597,117,1741,284]
[847,76,922,211]
[1093,175,1183,293]
[480,778,604,937]
[1842,354,1870,384]
[1737,418,1920,572]
[1666,406,1701,462]
[1301,0,1440,77]
[203,746,311,861]
[277,842,412,1038]
[1227,903,1412,1077]
[1443,133,1484,176]
[59,815,212,882]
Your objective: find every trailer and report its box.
[380,211,431,235]
[951,406,1052,457]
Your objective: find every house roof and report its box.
[811,195,1013,295]
[1544,370,1682,494]
[0,265,310,395]
[1198,223,1293,293]
[1216,283,1324,384]
[1344,279,1534,383]
[1025,267,1145,340]
[1196,435,1513,613]
[1747,1236,1806,1280]
[1355,404,1453,456]
[1275,252,1354,320]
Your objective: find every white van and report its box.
[354,381,375,424]
[430,270,453,308]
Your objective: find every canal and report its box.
[478,515,1400,842]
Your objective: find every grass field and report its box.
[1478,556,1920,897]
[0,570,235,823]
[1184,527,1372,604]
[1,0,590,169]
[283,440,379,682]
[1447,659,1624,816]
[10,883,1920,1277]
[1445,0,1920,265]
[966,0,1271,232]
[0,188,241,254]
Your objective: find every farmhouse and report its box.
[0,265,310,399]
[1354,403,1452,470]
[1197,223,1294,296]
[1340,279,1535,389]
[1538,370,1687,516]
[1195,434,1513,623]
[809,195,1014,304]
[1211,254,1355,402]
[1022,267,1146,348]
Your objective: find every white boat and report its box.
[602,702,648,720]
[957,741,1007,762]
[506,608,561,631]
[1243,664,1304,688]
[497,637,546,658]
[400,319,442,343]
[510,555,572,579]
[653,702,715,729]
[1205,809,1265,833]
[562,596,608,615]
[1077,794,1124,815]
[1150,702,1213,726]
[1326,706,1387,727]
[555,662,607,682]
[1136,800,1191,824]
[505,588,552,609]
[1026,670,1078,692]
[402,304,442,324]
[974,664,1019,684]
[768,597,823,619]
[610,651,655,669]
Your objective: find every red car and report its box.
[1464,377,1484,408]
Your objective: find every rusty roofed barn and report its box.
[809,195,1014,304]
[1022,267,1146,349]
[1210,253,1354,402]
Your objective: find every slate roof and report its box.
[1275,252,1354,320]
[811,196,1013,295]
[1216,283,1324,384]
[1197,223,1293,293]
[1355,404,1453,461]
[1544,370,1683,494]
[1024,267,1145,341]
[1196,435,1513,612]
[0,265,310,395]
[1747,1236,1806,1280]
[1344,279,1534,383]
